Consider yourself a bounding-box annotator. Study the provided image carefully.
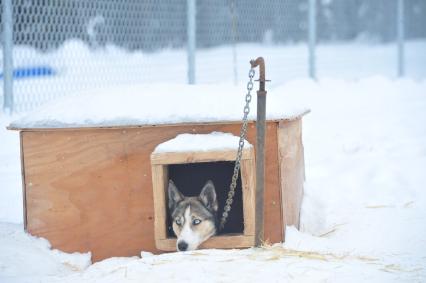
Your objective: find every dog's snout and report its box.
[177,241,188,251]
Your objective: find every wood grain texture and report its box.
[241,158,256,236]
[262,122,284,244]
[156,235,255,251]
[151,147,253,165]
[151,165,168,240]
[277,119,305,237]
[21,121,288,261]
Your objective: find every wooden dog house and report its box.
[8,84,309,262]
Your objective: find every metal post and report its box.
[397,0,405,77]
[2,0,14,113]
[255,87,266,247]
[187,0,196,84]
[250,57,267,247]
[308,0,316,79]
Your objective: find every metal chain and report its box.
[219,66,255,231]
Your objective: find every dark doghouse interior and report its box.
[167,161,244,237]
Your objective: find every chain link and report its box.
[219,67,255,231]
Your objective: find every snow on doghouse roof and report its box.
[153,132,252,153]
[9,84,309,130]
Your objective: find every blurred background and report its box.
[1,0,425,112]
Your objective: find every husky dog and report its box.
[168,180,218,251]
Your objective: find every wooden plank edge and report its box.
[19,132,28,230]
[276,122,286,242]
[152,165,168,241]
[7,111,310,131]
[156,234,255,251]
[150,148,254,165]
[240,157,256,237]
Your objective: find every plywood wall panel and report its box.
[22,121,287,261]
[277,119,305,236]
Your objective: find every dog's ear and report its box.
[168,180,183,211]
[199,180,218,212]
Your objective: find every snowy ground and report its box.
[1,76,426,282]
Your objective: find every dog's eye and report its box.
[175,219,182,226]
[192,219,201,225]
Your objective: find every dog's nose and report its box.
[177,241,188,251]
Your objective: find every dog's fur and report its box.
[168,180,218,251]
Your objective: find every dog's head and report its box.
[168,180,218,251]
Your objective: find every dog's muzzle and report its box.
[177,240,188,251]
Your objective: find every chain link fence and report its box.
[1,0,426,112]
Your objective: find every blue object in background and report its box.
[0,66,56,79]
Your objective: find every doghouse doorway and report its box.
[151,141,256,251]
[167,161,244,237]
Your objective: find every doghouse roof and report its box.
[8,84,309,130]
